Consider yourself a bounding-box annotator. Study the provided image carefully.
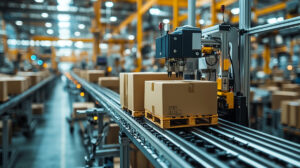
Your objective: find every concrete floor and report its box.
[14,76,85,168]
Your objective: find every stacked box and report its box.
[144,80,217,118]
[0,77,27,95]
[281,100,292,125]
[80,70,88,80]
[17,71,42,86]
[105,123,119,144]
[130,144,154,168]
[126,72,181,112]
[282,84,300,94]
[289,102,300,129]
[120,73,129,109]
[0,80,8,102]
[72,102,95,118]
[98,77,119,93]
[32,103,44,115]
[271,91,299,110]
[86,70,105,83]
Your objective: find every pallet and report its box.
[122,107,144,117]
[145,110,218,129]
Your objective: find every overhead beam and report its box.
[102,0,187,7]
[113,0,157,34]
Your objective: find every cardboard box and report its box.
[0,77,27,95]
[130,144,153,168]
[145,80,217,118]
[0,80,8,102]
[17,71,42,86]
[86,70,105,83]
[282,84,300,94]
[289,102,300,129]
[72,102,95,118]
[80,70,88,80]
[127,72,181,112]
[120,73,129,108]
[105,124,119,144]
[98,77,119,93]
[281,100,292,125]
[0,120,12,147]
[271,91,299,110]
[32,103,44,115]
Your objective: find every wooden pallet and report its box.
[145,110,218,129]
[122,107,144,117]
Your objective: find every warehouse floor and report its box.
[14,77,85,168]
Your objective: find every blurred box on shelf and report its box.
[17,71,42,86]
[0,120,12,147]
[126,72,180,113]
[130,144,153,168]
[282,84,300,94]
[73,68,81,76]
[289,102,300,129]
[105,123,119,144]
[0,80,8,102]
[72,102,95,118]
[86,70,105,83]
[32,103,44,115]
[271,91,298,110]
[98,77,119,93]
[79,70,88,80]
[0,76,28,95]
[145,80,217,118]
[258,85,279,93]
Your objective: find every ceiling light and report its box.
[57,14,70,21]
[100,43,108,49]
[74,31,80,36]
[35,0,44,3]
[47,29,54,35]
[15,20,23,26]
[267,17,277,24]
[128,35,135,40]
[163,19,169,24]
[105,1,114,8]
[231,8,240,15]
[149,8,161,16]
[199,19,204,25]
[75,41,84,48]
[58,22,70,28]
[45,22,52,28]
[124,49,131,55]
[78,24,85,29]
[110,16,117,22]
[41,13,48,18]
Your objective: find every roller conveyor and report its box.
[69,72,300,168]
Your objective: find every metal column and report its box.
[188,0,195,26]
[119,131,130,168]
[239,0,251,126]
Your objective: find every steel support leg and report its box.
[119,131,130,168]
[2,115,9,168]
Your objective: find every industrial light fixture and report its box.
[128,35,135,40]
[162,19,170,24]
[35,0,44,3]
[45,22,52,28]
[78,24,85,29]
[59,29,70,39]
[57,14,70,21]
[110,16,117,22]
[58,22,70,28]
[47,29,54,35]
[74,31,80,36]
[199,19,204,25]
[15,20,23,26]
[105,1,114,8]
[231,8,240,15]
[267,17,284,24]
[75,41,84,48]
[149,8,161,16]
[41,13,48,18]
[99,43,108,49]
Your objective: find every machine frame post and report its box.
[119,131,130,168]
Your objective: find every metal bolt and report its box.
[160,52,162,55]
[173,49,177,53]
[195,52,199,56]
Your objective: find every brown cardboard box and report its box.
[73,68,81,76]
[32,103,44,115]
[0,120,12,147]
[258,86,279,93]
[120,73,129,108]
[282,84,300,94]
[250,90,255,102]
[127,72,181,112]
[145,80,217,118]
[289,102,300,128]
[130,144,153,168]
[113,157,120,168]
[271,91,299,110]
[72,102,95,118]
[281,100,291,125]
[98,77,119,93]
[0,77,27,95]
[105,124,119,144]
[80,70,88,80]
[17,71,42,86]
[0,80,8,102]
[86,70,105,83]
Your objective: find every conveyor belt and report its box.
[69,72,300,168]
[0,75,56,116]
